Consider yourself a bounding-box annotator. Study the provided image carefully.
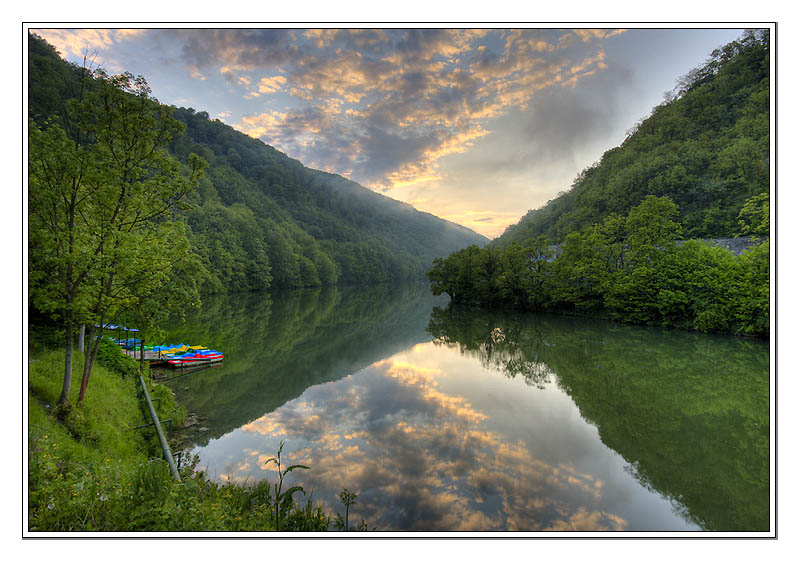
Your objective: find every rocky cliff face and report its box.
[677,237,762,255]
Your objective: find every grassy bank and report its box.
[27,338,345,532]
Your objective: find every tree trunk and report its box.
[59,185,78,408]
[58,312,74,406]
[78,270,115,404]
[87,326,103,377]
[78,324,85,352]
[77,324,97,404]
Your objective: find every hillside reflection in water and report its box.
[164,285,769,532]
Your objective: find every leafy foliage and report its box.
[94,337,139,379]
[263,441,310,531]
[737,192,769,238]
[28,60,205,407]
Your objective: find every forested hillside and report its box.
[494,29,769,247]
[28,33,487,294]
[427,31,770,337]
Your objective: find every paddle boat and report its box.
[165,348,224,367]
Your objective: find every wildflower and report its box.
[47,502,54,510]
[99,494,108,502]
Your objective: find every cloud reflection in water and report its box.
[205,345,628,531]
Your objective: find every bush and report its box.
[95,336,139,378]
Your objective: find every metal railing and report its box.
[138,374,181,482]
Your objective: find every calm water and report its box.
[160,284,770,532]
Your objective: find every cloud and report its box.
[419,54,636,236]
[208,28,623,198]
[255,75,287,94]
[573,29,627,43]
[173,28,299,70]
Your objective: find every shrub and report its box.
[96,336,139,378]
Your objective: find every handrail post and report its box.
[138,374,181,482]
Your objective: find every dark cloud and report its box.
[357,126,441,182]
[173,28,299,69]
[521,61,633,158]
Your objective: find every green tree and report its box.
[495,237,553,310]
[730,240,769,336]
[29,120,98,408]
[29,68,206,407]
[737,192,769,238]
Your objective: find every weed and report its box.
[263,441,309,531]
[333,488,372,531]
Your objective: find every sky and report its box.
[31,26,747,238]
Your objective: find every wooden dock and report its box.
[123,349,169,362]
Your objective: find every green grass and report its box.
[29,348,150,457]
[27,340,353,532]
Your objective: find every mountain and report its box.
[493,29,769,248]
[27,33,488,293]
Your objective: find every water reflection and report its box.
[193,349,637,531]
[166,287,769,532]
[161,283,446,446]
[427,305,770,531]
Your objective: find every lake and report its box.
[159,283,770,532]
